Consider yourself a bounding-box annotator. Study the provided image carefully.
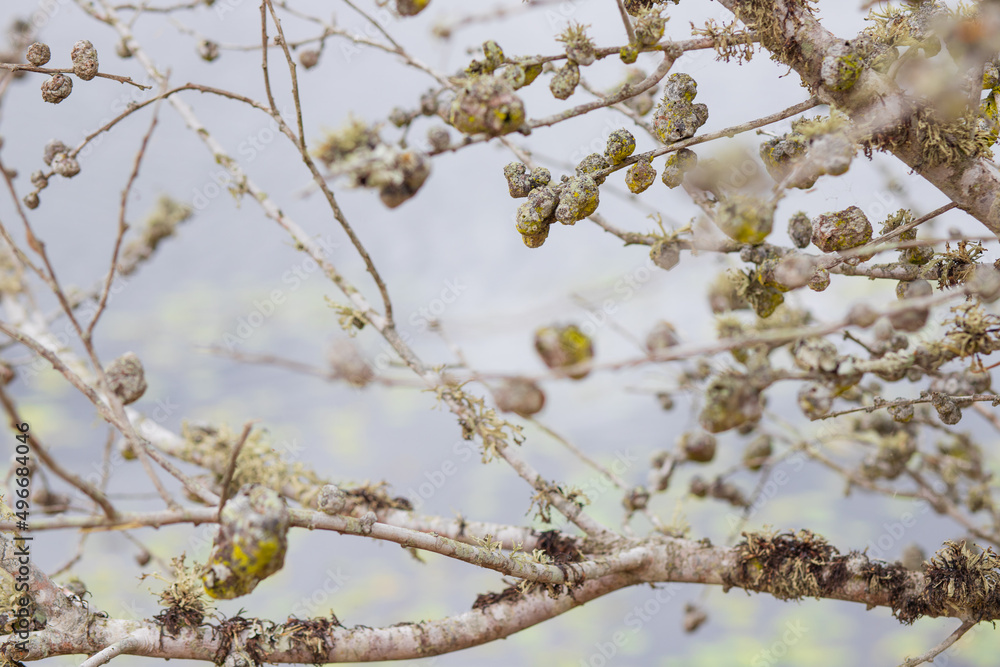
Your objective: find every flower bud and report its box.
[70,40,99,81]
[534,324,594,379]
[26,42,50,66]
[493,377,546,417]
[41,73,72,104]
[202,485,290,599]
[105,352,147,405]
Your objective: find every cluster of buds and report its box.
[449,74,525,137]
[507,131,634,247]
[465,40,506,76]
[860,430,917,480]
[698,372,765,433]
[760,118,854,189]
[315,118,429,208]
[31,40,100,104]
[652,73,709,144]
[880,209,934,265]
[689,475,749,507]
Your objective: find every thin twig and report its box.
[86,81,165,340]
[615,0,637,44]
[898,619,976,667]
[0,62,150,89]
[217,421,257,518]
[264,0,306,146]
[817,394,999,421]
[0,385,117,518]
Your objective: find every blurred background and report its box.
[1,0,999,664]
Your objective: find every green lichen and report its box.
[822,51,864,92]
[812,206,872,252]
[202,485,290,600]
[699,372,764,433]
[864,1,946,56]
[633,7,667,47]
[869,106,994,168]
[652,74,708,144]
[604,129,636,165]
[619,44,639,64]
[550,61,580,100]
[516,187,558,235]
[726,529,847,602]
[734,268,785,318]
[791,111,851,140]
[557,22,596,66]
[146,556,214,634]
[179,423,325,505]
[313,116,380,166]
[534,324,594,379]
[576,153,610,184]
[625,158,656,193]
[880,209,934,265]
[691,18,756,63]
[730,0,819,65]
[554,176,599,224]
[449,75,525,136]
[715,194,775,244]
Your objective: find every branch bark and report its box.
[716,0,1000,236]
